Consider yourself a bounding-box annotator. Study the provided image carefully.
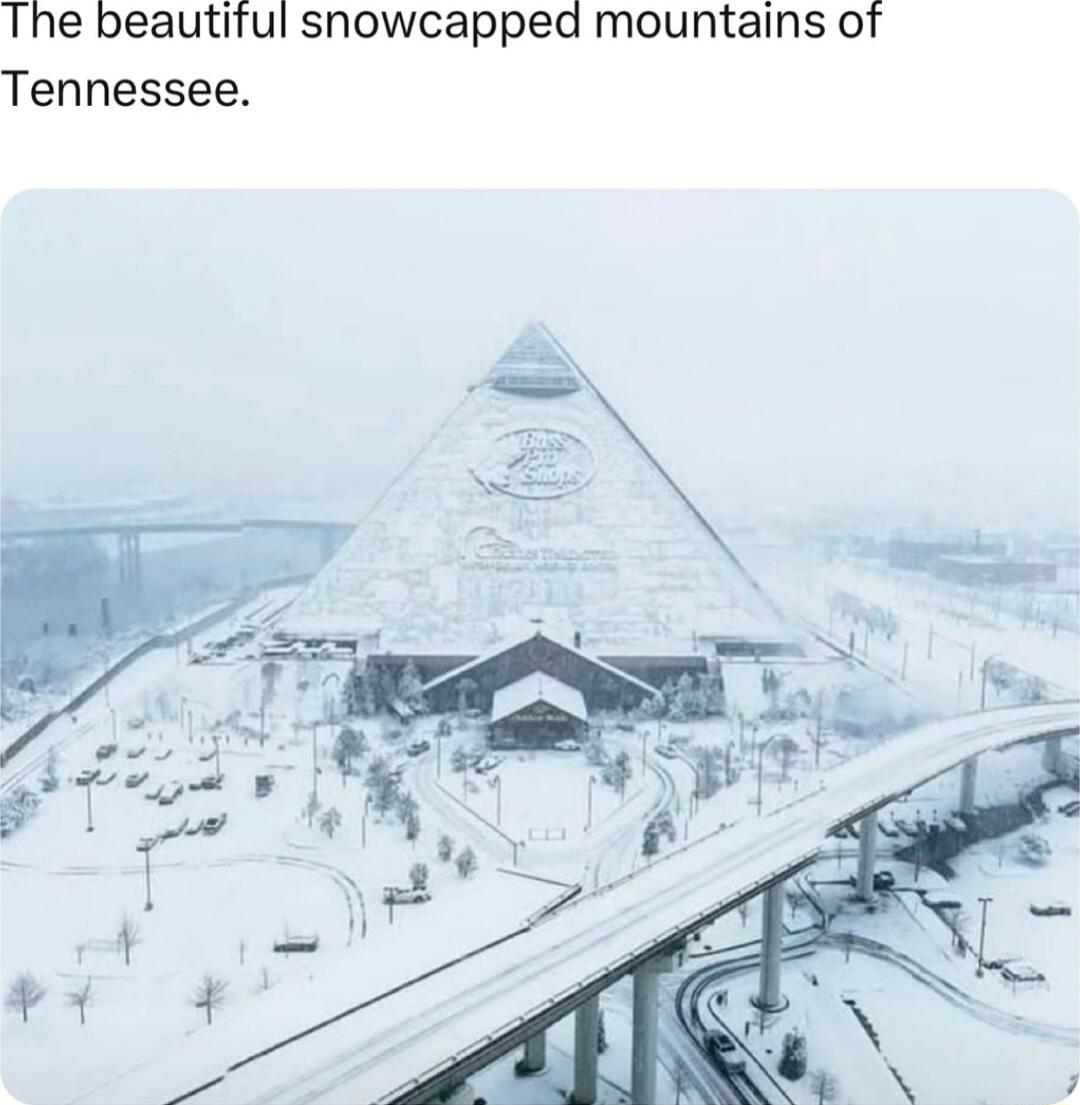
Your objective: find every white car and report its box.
[655,744,679,759]
[554,739,582,752]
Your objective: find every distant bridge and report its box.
[1,518,354,592]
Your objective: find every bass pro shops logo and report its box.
[470,428,595,499]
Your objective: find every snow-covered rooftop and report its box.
[491,670,587,724]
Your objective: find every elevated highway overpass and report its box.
[82,701,1078,1105]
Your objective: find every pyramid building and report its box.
[275,324,805,715]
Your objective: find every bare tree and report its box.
[192,974,228,1025]
[65,977,93,1026]
[809,1068,840,1105]
[5,971,46,1023]
[74,942,87,966]
[117,913,142,966]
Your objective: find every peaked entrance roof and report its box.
[491,671,588,724]
[278,322,798,656]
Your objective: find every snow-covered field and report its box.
[2,573,1076,1105]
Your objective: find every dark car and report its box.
[95,771,117,786]
[185,818,205,835]
[704,1030,745,1073]
[75,768,101,785]
[161,818,189,840]
[126,746,146,759]
[144,783,164,801]
[874,870,896,890]
[95,743,118,761]
[201,775,223,790]
[125,771,149,788]
[203,814,228,835]
[1030,901,1072,917]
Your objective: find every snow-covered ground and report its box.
[2,572,1076,1105]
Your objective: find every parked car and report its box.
[203,814,228,835]
[405,739,431,757]
[1001,962,1045,984]
[655,744,679,759]
[923,894,962,911]
[144,783,164,801]
[877,821,899,838]
[95,743,118,761]
[254,773,275,798]
[1030,901,1072,917]
[158,781,183,806]
[188,779,204,791]
[153,749,173,761]
[615,720,635,732]
[704,1030,745,1073]
[126,717,147,730]
[895,818,919,837]
[96,772,117,786]
[75,768,101,785]
[273,935,319,953]
[126,746,146,759]
[201,774,223,790]
[554,739,582,752]
[474,755,502,774]
[185,818,205,835]
[198,749,217,763]
[125,771,149,788]
[382,886,431,905]
[161,818,189,840]
[1057,799,1080,816]
[874,870,896,890]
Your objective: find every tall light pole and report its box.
[311,723,319,802]
[82,778,94,833]
[980,656,991,710]
[213,733,221,780]
[362,793,371,849]
[110,707,117,744]
[976,896,993,977]
[492,774,502,826]
[138,839,156,911]
[585,774,596,832]
[755,733,781,817]
[641,730,648,772]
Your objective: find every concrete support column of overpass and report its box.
[958,757,978,815]
[572,993,600,1105]
[752,880,788,1013]
[1042,735,1064,775]
[855,811,878,901]
[631,947,680,1105]
[519,1029,547,1074]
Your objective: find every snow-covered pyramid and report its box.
[277,323,799,659]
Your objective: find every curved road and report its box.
[78,701,1078,1105]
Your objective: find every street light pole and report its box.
[494,774,502,826]
[976,896,993,977]
[980,657,990,710]
[84,780,94,832]
[142,843,154,911]
[311,723,319,802]
[110,707,117,743]
[213,734,221,780]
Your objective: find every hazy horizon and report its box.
[3,190,1077,532]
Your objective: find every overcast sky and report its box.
[2,190,1076,531]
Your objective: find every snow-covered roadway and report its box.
[79,701,1078,1105]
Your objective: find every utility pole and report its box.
[493,774,502,826]
[311,723,319,802]
[927,624,934,660]
[901,641,909,680]
[969,641,976,681]
[586,774,595,832]
[980,658,990,710]
[213,734,221,780]
[84,780,94,833]
[641,730,648,772]
[140,842,155,911]
[976,896,993,976]
[110,708,117,743]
